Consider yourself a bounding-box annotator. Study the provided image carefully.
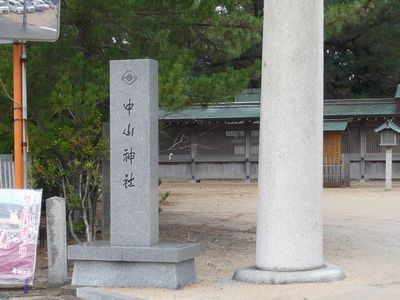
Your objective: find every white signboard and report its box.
[0,0,60,42]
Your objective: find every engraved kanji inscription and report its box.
[123,123,134,136]
[123,147,136,165]
[123,98,134,115]
[122,173,135,189]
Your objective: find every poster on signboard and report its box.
[0,189,42,285]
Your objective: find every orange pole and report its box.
[13,43,23,189]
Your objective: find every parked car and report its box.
[8,0,23,14]
[18,0,35,13]
[32,0,49,11]
[0,1,9,13]
[42,0,55,9]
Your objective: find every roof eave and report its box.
[374,120,400,133]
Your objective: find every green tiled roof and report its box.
[324,99,398,117]
[324,121,348,132]
[161,104,260,121]
[161,98,399,122]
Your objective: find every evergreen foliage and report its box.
[0,0,398,240]
[0,0,262,240]
[325,0,400,98]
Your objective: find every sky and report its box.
[0,189,42,206]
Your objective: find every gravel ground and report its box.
[3,180,400,299]
[113,180,400,300]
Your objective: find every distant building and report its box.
[159,86,400,186]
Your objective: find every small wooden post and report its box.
[190,132,197,182]
[245,123,251,182]
[359,125,366,183]
[342,154,351,187]
[190,144,197,182]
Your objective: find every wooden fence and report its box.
[323,158,344,187]
[0,155,14,189]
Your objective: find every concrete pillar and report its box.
[234,0,344,284]
[46,197,68,285]
[385,147,392,190]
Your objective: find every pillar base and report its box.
[233,264,344,284]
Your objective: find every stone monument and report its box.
[234,1,344,284]
[68,59,200,288]
[46,197,68,285]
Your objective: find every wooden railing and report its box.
[323,158,344,187]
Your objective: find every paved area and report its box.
[0,9,58,40]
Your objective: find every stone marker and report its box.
[46,197,68,285]
[110,60,159,247]
[68,59,200,288]
[234,1,344,283]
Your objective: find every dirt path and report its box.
[111,180,400,300]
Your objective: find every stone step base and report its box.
[72,259,196,289]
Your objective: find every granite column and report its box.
[234,0,344,283]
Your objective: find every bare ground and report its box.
[3,180,400,299]
[114,180,400,300]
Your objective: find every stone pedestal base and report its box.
[233,264,344,284]
[68,241,200,289]
[72,259,196,289]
